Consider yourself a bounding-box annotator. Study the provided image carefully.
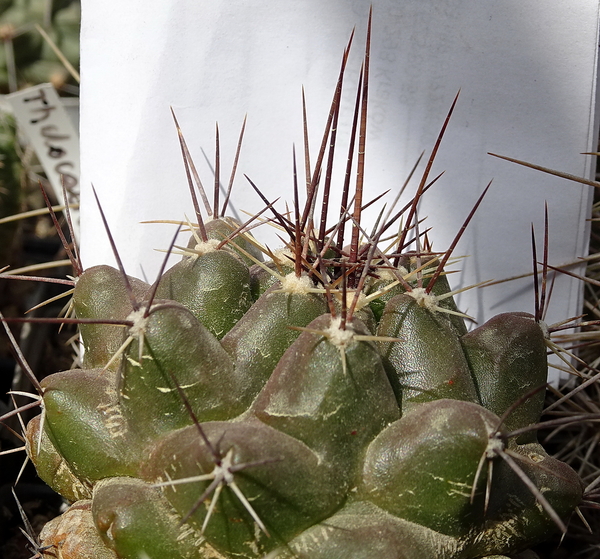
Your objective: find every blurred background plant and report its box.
[0,1,79,557]
[538,181,600,559]
[0,0,79,95]
[0,0,80,292]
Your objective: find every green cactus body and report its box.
[25,414,92,503]
[119,301,240,439]
[361,399,496,537]
[40,368,144,481]
[252,313,400,469]
[73,265,149,371]
[142,418,349,557]
[207,217,266,263]
[92,477,203,559]
[6,21,587,559]
[377,291,479,411]
[154,248,254,339]
[367,256,467,337]
[270,500,463,559]
[461,312,548,444]
[472,442,583,556]
[30,239,583,559]
[219,278,329,403]
[248,258,295,298]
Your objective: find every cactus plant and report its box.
[1,18,592,559]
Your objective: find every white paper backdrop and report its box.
[80,1,600,380]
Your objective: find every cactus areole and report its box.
[14,17,584,559]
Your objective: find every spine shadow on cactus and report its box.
[1,9,599,559]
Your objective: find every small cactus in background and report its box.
[1,17,591,559]
[0,0,80,93]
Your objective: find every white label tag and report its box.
[6,83,80,241]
